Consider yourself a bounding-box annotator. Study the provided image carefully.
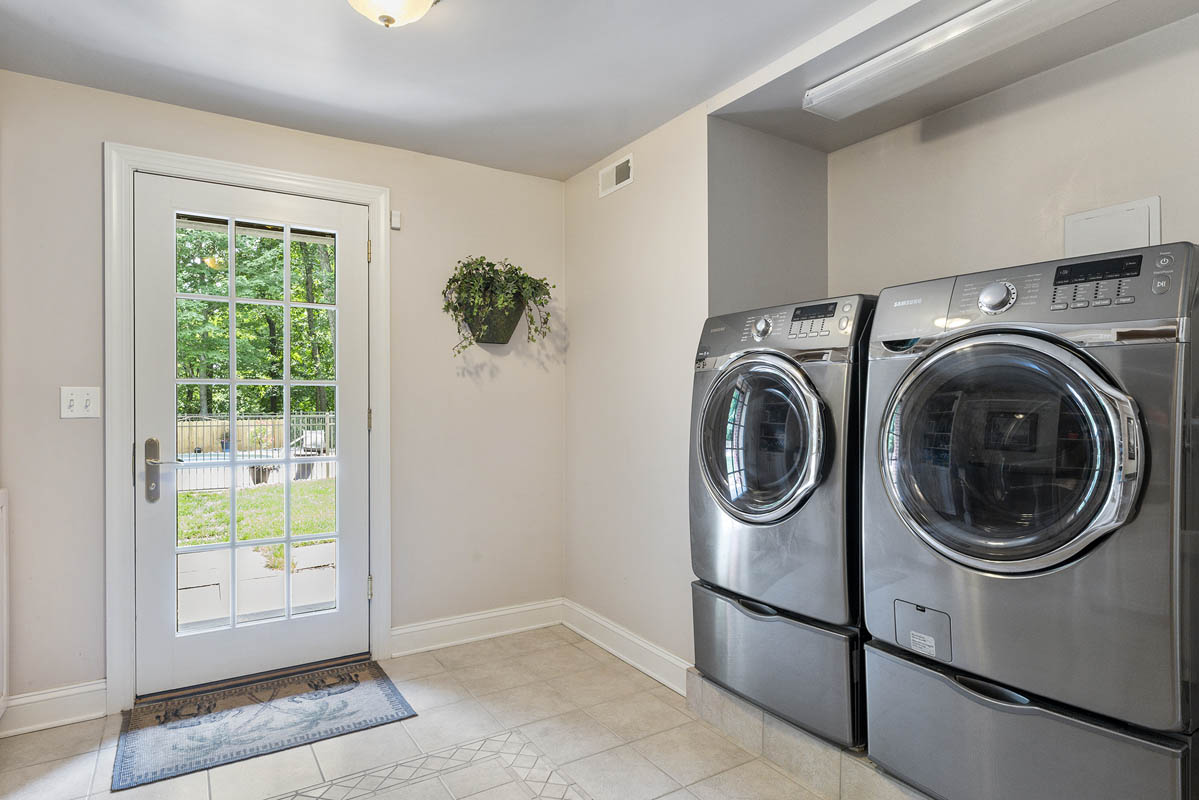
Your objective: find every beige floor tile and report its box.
[433,639,511,671]
[570,641,621,666]
[651,685,698,719]
[402,699,504,753]
[659,791,699,800]
[0,751,96,800]
[690,759,819,800]
[375,778,454,800]
[381,653,449,682]
[454,658,541,696]
[585,691,691,741]
[0,717,104,772]
[208,745,323,800]
[548,625,584,644]
[88,769,209,800]
[100,714,124,750]
[516,644,603,680]
[563,744,680,800]
[312,720,421,778]
[475,682,578,728]
[90,746,116,794]
[762,715,840,800]
[547,665,653,708]
[440,757,514,798]
[493,628,572,658]
[396,672,473,711]
[466,783,534,799]
[520,710,623,764]
[632,721,754,786]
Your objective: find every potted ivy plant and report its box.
[442,256,554,355]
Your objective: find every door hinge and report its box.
[367,239,372,263]
[368,408,373,431]
[132,441,137,486]
[368,574,374,600]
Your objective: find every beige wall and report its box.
[563,106,709,663]
[0,70,566,695]
[828,14,1199,296]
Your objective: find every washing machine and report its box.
[861,243,1199,799]
[690,294,874,747]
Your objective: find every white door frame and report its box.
[103,143,391,713]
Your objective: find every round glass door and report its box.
[699,353,825,523]
[882,334,1139,572]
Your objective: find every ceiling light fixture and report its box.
[802,0,1119,121]
[347,0,441,28]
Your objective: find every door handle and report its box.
[144,437,181,502]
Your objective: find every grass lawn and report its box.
[178,477,336,545]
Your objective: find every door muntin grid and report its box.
[174,215,340,634]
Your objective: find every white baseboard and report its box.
[561,600,692,695]
[0,679,107,738]
[389,598,566,657]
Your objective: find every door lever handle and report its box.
[144,437,180,502]
[146,458,184,466]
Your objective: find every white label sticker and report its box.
[910,631,936,658]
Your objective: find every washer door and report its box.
[699,353,826,524]
[882,333,1143,573]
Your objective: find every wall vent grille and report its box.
[598,155,633,198]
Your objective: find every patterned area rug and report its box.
[112,661,416,791]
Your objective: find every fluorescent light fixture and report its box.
[803,0,1119,121]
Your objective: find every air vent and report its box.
[598,154,633,198]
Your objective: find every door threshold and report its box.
[135,651,371,706]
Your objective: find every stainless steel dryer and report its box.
[861,244,1199,800]
[690,295,874,747]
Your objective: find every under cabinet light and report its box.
[802,0,1119,121]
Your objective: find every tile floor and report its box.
[0,625,839,800]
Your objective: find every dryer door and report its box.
[698,353,826,524]
[882,333,1143,573]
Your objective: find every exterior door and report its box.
[881,333,1143,573]
[133,173,370,695]
[697,353,826,524]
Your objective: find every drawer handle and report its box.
[955,674,1032,709]
[735,598,779,619]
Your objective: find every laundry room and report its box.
[1,2,1199,799]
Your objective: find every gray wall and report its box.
[707,116,828,315]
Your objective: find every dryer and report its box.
[861,244,1199,800]
[690,294,874,747]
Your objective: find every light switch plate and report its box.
[390,210,403,230]
[60,386,101,418]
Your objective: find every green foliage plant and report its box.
[441,256,554,356]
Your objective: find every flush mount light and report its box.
[347,0,441,28]
[802,0,1119,121]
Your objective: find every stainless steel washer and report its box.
[861,244,1199,799]
[690,295,874,747]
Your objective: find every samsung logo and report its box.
[892,298,923,308]
[709,326,727,333]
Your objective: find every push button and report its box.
[842,303,852,313]
[818,330,830,337]
[838,316,850,330]
[1116,296,1136,305]
[1152,275,1172,295]
[1158,254,1175,268]
[1070,301,1089,309]
[1092,298,1112,307]
[1050,303,1069,311]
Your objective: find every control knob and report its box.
[752,317,772,341]
[978,281,1017,315]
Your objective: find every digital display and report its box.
[1053,256,1142,286]
[792,302,837,322]
[984,411,1039,452]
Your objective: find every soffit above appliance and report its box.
[712,0,1199,153]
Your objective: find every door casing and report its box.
[104,143,391,713]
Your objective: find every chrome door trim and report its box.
[698,351,826,525]
[880,332,1144,574]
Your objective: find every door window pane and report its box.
[291,229,336,305]
[292,539,336,615]
[177,300,230,379]
[291,386,336,458]
[234,222,285,301]
[291,308,336,380]
[176,466,230,547]
[235,303,285,379]
[236,385,284,460]
[885,342,1114,562]
[290,462,337,538]
[234,464,285,542]
[236,545,286,624]
[177,384,230,462]
[176,215,229,297]
[177,550,230,633]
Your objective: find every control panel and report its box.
[696,295,874,364]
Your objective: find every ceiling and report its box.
[0,0,876,179]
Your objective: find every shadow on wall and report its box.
[455,297,569,382]
[917,14,1191,144]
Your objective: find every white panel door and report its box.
[133,173,370,695]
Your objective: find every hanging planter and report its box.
[442,256,554,356]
